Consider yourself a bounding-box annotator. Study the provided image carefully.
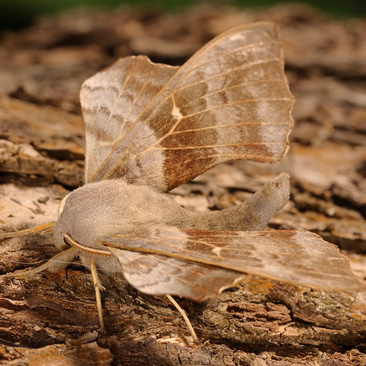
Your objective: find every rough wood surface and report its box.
[0,4,366,365]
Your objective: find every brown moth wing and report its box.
[80,56,178,183]
[81,22,294,191]
[101,228,364,300]
[107,249,246,301]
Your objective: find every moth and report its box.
[1,22,364,340]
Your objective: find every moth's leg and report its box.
[89,258,106,332]
[166,294,198,342]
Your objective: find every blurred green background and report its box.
[0,0,365,31]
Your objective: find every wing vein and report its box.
[170,122,289,135]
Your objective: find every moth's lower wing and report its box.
[84,22,294,191]
[80,56,178,183]
[101,228,364,299]
[108,249,245,301]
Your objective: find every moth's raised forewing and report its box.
[81,22,294,191]
[102,228,364,300]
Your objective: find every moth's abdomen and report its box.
[198,173,290,231]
